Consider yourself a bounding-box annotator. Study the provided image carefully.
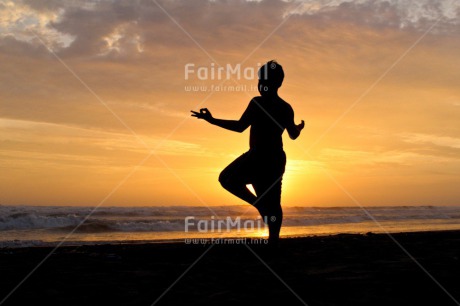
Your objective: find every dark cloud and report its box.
[1,0,458,131]
[1,0,458,61]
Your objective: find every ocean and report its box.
[1,205,460,248]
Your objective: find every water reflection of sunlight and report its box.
[246,227,269,238]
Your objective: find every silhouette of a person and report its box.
[191,60,304,245]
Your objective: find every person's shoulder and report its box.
[247,96,263,108]
[278,97,294,112]
[251,96,263,103]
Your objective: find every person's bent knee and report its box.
[218,171,229,188]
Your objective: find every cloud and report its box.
[0,0,75,51]
[402,133,460,150]
[1,0,458,59]
[0,117,209,159]
[315,146,460,178]
[1,0,458,132]
[287,0,460,29]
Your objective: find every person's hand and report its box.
[296,120,305,131]
[191,108,213,123]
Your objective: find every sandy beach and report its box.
[1,230,459,306]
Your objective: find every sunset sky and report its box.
[1,0,459,207]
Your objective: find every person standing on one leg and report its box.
[191,60,304,245]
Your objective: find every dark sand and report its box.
[1,231,459,306]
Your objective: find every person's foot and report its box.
[268,235,279,247]
[259,236,281,262]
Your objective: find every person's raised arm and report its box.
[191,105,251,133]
[285,106,304,140]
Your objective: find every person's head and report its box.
[258,60,284,96]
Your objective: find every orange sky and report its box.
[1,0,460,207]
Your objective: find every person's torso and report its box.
[249,96,290,151]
